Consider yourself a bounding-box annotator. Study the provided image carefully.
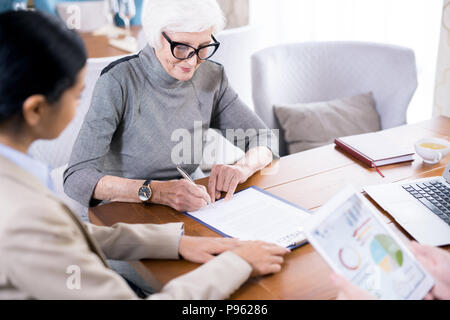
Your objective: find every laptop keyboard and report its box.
[402,180,450,226]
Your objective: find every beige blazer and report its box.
[0,155,251,299]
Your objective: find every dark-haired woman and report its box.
[0,11,288,299]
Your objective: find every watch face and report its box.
[138,186,151,201]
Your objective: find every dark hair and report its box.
[0,10,87,122]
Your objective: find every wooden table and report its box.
[78,26,142,58]
[90,116,450,299]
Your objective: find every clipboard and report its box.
[184,186,312,249]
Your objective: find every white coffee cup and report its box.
[414,137,450,164]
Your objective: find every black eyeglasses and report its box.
[162,32,220,61]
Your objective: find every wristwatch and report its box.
[138,179,152,202]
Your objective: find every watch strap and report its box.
[143,179,152,187]
[138,179,153,203]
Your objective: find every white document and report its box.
[186,187,311,248]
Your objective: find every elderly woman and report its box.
[63,0,277,211]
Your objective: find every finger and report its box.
[222,171,234,192]
[186,182,211,205]
[409,241,435,260]
[193,184,212,204]
[199,185,212,204]
[215,167,226,192]
[225,175,240,201]
[199,199,207,208]
[266,244,291,256]
[270,255,284,265]
[409,241,426,253]
[409,242,439,266]
[413,242,449,266]
[208,167,218,203]
[414,254,436,275]
[409,243,437,267]
[215,190,221,200]
[266,264,282,274]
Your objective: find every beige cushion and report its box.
[274,92,381,154]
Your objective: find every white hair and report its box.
[142,0,226,49]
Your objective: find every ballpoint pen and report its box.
[176,166,194,183]
[176,166,211,205]
[288,227,306,248]
[288,238,307,249]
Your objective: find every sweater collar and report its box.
[140,44,185,89]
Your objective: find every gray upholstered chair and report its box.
[251,41,418,156]
[213,25,264,108]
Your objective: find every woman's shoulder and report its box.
[100,54,141,77]
[98,54,144,86]
[200,59,225,74]
[193,60,225,87]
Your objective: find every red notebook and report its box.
[334,132,415,177]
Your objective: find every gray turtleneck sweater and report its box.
[63,45,277,207]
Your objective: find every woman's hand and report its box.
[178,236,241,263]
[179,237,289,277]
[231,241,290,277]
[330,273,376,300]
[207,146,273,202]
[207,163,252,202]
[409,241,450,300]
[152,179,211,212]
[330,241,450,300]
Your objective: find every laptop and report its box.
[363,162,450,246]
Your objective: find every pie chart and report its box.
[370,234,403,273]
[338,247,361,270]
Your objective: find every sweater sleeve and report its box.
[210,67,279,158]
[63,73,125,207]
